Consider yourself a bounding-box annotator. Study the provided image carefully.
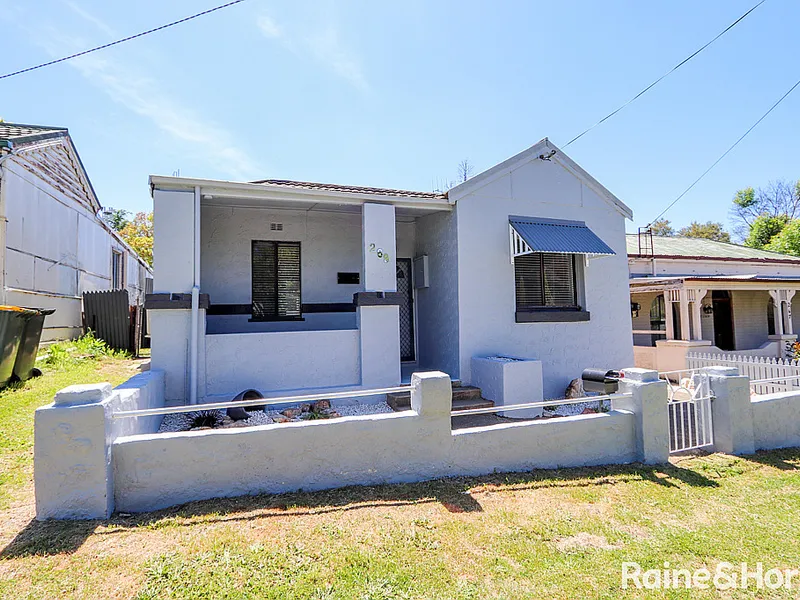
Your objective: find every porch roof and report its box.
[150,175,454,216]
[629,274,800,293]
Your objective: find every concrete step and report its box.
[386,384,491,412]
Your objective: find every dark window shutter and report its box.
[277,243,301,316]
[515,254,544,309]
[252,240,301,319]
[515,253,578,310]
[542,254,576,306]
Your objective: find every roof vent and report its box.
[270,223,283,231]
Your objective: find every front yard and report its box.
[2,343,800,599]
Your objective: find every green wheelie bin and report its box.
[0,306,37,388]
[14,308,56,382]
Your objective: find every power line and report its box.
[0,0,248,81]
[647,76,800,226]
[562,0,767,149]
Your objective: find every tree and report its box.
[102,207,130,231]
[119,212,153,267]
[433,158,475,192]
[765,219,800,257]
[731,180,800,240]
[744,214,790,249]
[649,219,674,236]
[677,221,731,243]
[456,159,474,183]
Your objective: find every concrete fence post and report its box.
[703,366,755,455]
[411,371,452,437]
[614,368,670,464]
[34,383,114,520]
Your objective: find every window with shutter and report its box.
[251,240,301,320]
[515,252,588,322]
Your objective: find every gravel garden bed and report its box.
[158,399,394,433]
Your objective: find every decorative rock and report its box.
[272,415,291,423]
[327,411,341,419]
[281,408,301,418]
[300,403,312,413]
[564,378,584,399]
[312,399,331,412]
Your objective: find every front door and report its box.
[712,290,735,350]
[396,258,415,362]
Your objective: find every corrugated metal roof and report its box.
[626,234,800,263]
[252,179,447,200]
[510,216,615,256]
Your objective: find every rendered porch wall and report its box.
[205,330,360,395]
[414,211,460,377]
[200,206,363,307]
[752,391,800,451]
[112,372,644,513]
[454,158,634,398]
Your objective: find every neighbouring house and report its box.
[147,138,634,404]
[628,232,800,372]
[0,122,153,341]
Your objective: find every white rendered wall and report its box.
[414,210,459,377]
[205,329,360,395]
[112,372,643,513]
[357,305,401,388]
[153,188,195,294]
[200,206,364,306]
[454,158,634,398]
[150,309,206,402]
[362,203,396,292]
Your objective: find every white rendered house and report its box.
[147,138,634,404]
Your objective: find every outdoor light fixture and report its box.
[703,304,714,315]
[631,301,641,318]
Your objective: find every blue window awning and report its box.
[509,216,615,258]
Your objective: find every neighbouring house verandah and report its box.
[147,177,454,403]
[630,276,800,373]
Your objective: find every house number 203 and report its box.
[368,243,390,263]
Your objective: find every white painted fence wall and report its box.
[687,352,800,395]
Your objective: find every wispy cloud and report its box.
[63,0,117,38]
[256,11,369,92]
[26,3,261,180]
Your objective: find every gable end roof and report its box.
[446,138,633,220]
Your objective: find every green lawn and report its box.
[2,346,800,598]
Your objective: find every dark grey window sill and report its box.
[515,310,590,323]
[248,316,305,323]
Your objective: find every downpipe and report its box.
[189,185,201,404]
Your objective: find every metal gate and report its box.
[661,370,714,453]
[396,258,415,362]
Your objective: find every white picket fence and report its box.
[687,352,800,395]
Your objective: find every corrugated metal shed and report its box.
[510,216,615,256]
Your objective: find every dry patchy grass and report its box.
[2,356,800,598]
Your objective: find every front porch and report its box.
[630,276,800,373]
[148,177,458,403]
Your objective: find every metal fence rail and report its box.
[449,393,632,418]
[112,386,410,419]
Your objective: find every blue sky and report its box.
[2,0,798,236]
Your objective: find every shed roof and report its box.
[626,234,800,263]
[0,122,68,146]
